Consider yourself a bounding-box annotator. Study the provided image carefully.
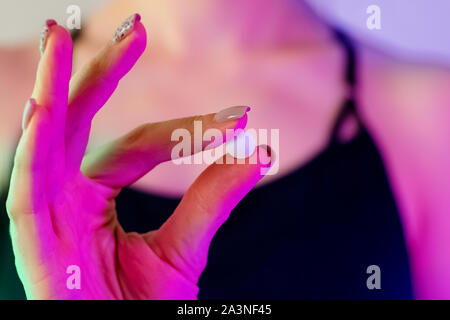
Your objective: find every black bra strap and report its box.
[333,29,357,87]
[329,29,361,144]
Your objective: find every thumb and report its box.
[148,145,275,283]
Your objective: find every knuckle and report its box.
[5,196,16,220]
[85,56,118,91]
[5,195,27,222]
[87,57,109,81]
[110,123,159,161]
[186,187,217,217]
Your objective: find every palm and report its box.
[22,173,199,299]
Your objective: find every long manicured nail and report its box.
[113,13,141,43]
[214,106,251,123]
[22,98,37,130]
[40,19,57,55]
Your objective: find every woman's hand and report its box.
[6,16,273,299]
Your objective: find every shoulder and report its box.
[357,44,450,233]
[358,45,450,148]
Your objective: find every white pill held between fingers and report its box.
[226,130,257,159]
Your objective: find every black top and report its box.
[0,30,413,299]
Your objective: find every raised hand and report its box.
[6,15,274,299]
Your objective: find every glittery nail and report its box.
[112,14,141,43]
[40,19,57,55]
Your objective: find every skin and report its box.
[1,0,450,299]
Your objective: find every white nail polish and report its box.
[214,106,251,123]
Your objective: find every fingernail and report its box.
[260,144,272,158]
[112,13,141,43]
[40,19,57,55]
[259,144,276,165]
[214,106,251,123]
[22,98,37,130]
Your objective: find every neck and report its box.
[85,0,333,58]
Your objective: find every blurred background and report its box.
[1,0,449,64]
[0,0,449,300]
